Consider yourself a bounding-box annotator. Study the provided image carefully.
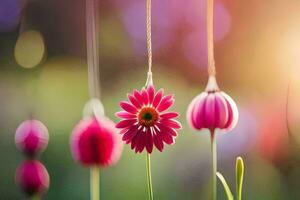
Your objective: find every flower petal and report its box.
[157,124,178,137]
[122,125,139,141]
[128,94,142,109]
[160,112,179,119]
[152,89,164,107]
[135,131,146,153]
[161,131,174,145]
[145,129,153,153]
[159,119,182,129]
[203,93,216,129]
[133,90,144,104]
[186,95,198,128]
[192,93,207,129]
[120,101,138,114]
[157,95,174,112]
[214,93,229,128]
[221,92,239,131]
[131,132,140,149]
[120,128,129,135]
[115,111,136,119]
[141,89,149,105]
[116,119,136,129]
[147,85,155,104]
[153,132,164,152]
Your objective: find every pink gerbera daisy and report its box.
[116,85,181,153]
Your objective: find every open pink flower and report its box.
[187,76,238,133]
[70,117,123,167]
[116,85,181,153]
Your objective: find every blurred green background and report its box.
[1,0,300,199]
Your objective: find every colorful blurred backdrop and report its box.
[1,0,300,199]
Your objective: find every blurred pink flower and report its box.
[257,105,289,164]
[70,117,123,167]
[15,120,49,157]
[15,160,49,196]
[187,76,238,133]
[116,85,181,153]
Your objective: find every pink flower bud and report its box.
[15,160,49,196]
[70,117,123,167]
[15,120,49,157]
[187,76,238,132]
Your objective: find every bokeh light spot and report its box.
[14,30,46,68]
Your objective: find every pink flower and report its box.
[70,117,123,167]
[187,76,238,133]
[15,160,49,196]
[116,85,182,153]
[15,120,49,157]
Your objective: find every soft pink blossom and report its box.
[15,120,49,157]
[187,76,238,133]
[70,117,123,167]
[15,160,49,196]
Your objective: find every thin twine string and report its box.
[145,1,154,200]
[19,0,29,35]
[207,0,216,77]
[145,0,153,86]
[86,0,101,99]
[207,2,217,200]
[19,11,26,34]
[18,2,42,118]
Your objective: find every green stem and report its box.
[146,153,154,200]
[211,130,217,200]
[90,167,100,200]
[31,194,40,200]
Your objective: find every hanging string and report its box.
[17,2,42,118]
[207,0,216,77]
[145,0,153,86]
[145,1,154,199]
[19,9,27,34]
[86,0,101,99]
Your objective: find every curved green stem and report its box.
[90,167,100,200]
[216,172,233,200]
[211,130,217,200]
[146,153,154,200]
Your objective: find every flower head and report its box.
[116,85,181,153]
[15,120,49,157]
[70,117,123,167]
[187,76,238,133]
[15,160,49,196]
